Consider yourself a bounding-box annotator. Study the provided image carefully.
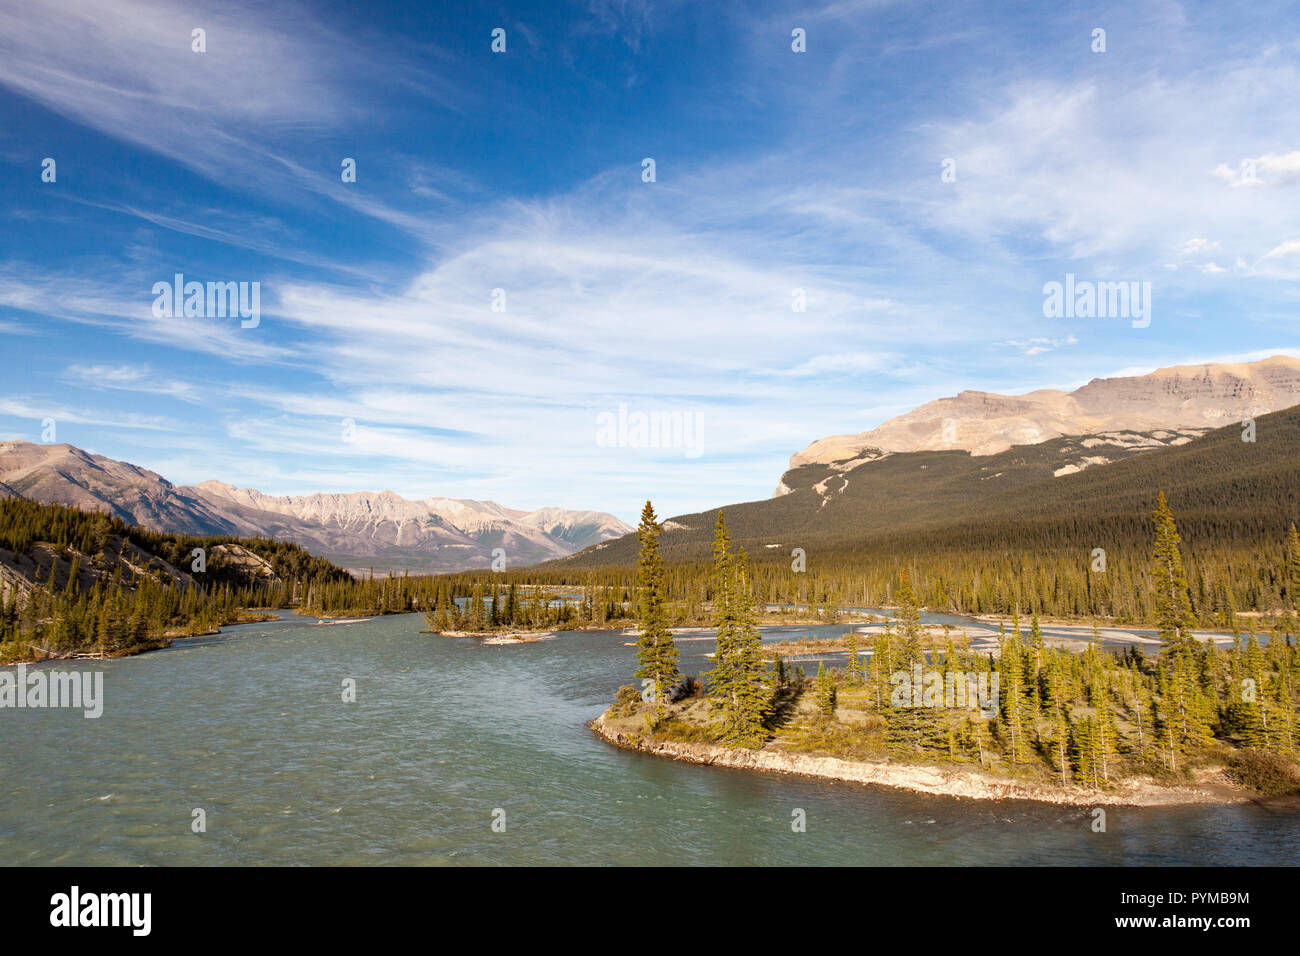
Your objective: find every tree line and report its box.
[621,494,1300,792]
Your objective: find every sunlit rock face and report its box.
[789,355,1300,468]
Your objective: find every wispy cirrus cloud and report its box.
[0,397,177,432]
[4,0,1300,520]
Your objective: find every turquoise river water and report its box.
[2,612,1297,865]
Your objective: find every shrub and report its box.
[1225,748,1300,796]
[613,683,642,716]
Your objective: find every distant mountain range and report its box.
[554,355,1300,568]
[7,356,1297,576]
[0,441,631,573]
[789,354,1300,469]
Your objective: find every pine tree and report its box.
[1151,492,1197,656]
[706,512,737,710]
[1029,614,1045,706]
[1272,663,1295,752]
[999,632,1028,763]
[896,569,922,670]
[1072,716,1101,788]
[1045,652,1072,785]
[1094,680,1114,782]
[724,548,771,745]
[1286,524,1300,611]
[815,661,837,716]
[633,501,681,710]
[872,623,894,708]
[469,582,485,630]
[1052,704,1071,786]
[1130,662,1151,754]
[706,516,770,747]
[845,632,862,684]
[969,714,988,766]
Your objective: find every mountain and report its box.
[789,355,1300,471]
[0,441,632,573]
[516,506,634,550]
[552,401,1300,571]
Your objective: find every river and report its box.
[2,611,1297,865]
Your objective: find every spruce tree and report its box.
[1287,524,1300,610]
[722,548,771,745]
[1072,716,1101,788]
[846,632,862,684]
[815,661,837,716]
[469,582,485,630]
[706,515,769,747]
[633,501,681,710]
[1029,614,1045,706]
[999,631,1028,763]
[896,569,922,670]
[1045,652,1072,784]
[705,512,737,712]
[707,509,738,712]
[872,623,894,708]
[1151,492,1197,656]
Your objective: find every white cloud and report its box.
[7,2,1300,518]
[1179,238,1220,256]
[916,60,1300,273]
[62,363,205,403]
[1262,239,1300,259]
[1007,335,1078,357]
[0,397,177,432]
[0,0,456,235]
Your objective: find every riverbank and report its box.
[589,710,1249,806]
[0,636,174,665]
[0,610,283,666]
[967,613,1242,642]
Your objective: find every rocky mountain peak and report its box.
[789,355,1300,469]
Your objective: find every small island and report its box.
[592,498,1300,806]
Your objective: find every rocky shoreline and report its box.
[588,710,1249,807]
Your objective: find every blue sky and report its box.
[2,0,1299,524]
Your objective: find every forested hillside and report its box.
[0,497,633,661]
[0,497,348,662]
[529,406,1300,626]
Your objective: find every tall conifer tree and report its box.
[706,514,769,746]
[1152,492,1197,656]
[896,569,922,670]
[634,501,680,709]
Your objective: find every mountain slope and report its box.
[0,442,631,572]
[790,354,1300,467]
[0,493,350,604]
[553,405,1300,569]
[518,506,634,550]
